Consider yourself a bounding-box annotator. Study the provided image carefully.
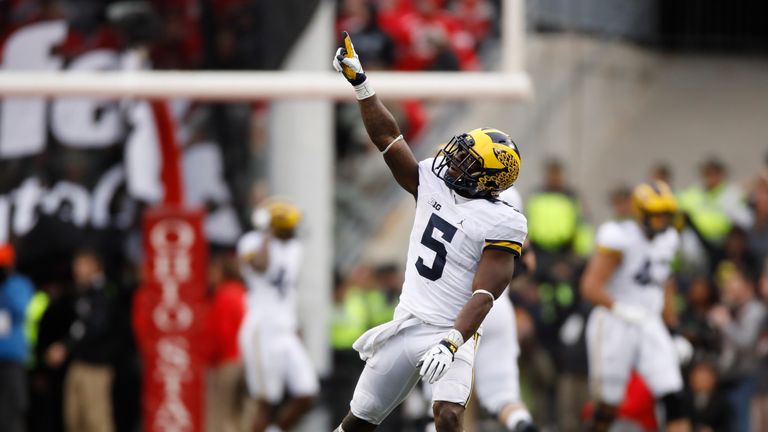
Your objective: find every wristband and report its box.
[472,289,496,302]
[439,339,458,355]
[354,80,375,100]
[445,328,464,348]
[382,135,403,155]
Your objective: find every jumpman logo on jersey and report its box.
[457,219,465,227]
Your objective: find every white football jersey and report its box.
[237,231,303,331]
[396,159,528,327]
[596,220,679,315]
[498,186,523,212]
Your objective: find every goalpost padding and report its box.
[0,70,532,100]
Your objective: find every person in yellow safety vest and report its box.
[526,159,593,259]
[24,290,49,367]
[679,158,753,245]
[329,265,398,426]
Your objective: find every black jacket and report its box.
[67,279,115,365]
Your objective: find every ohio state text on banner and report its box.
[134,207,208,432]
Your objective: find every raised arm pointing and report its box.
[333,31,419,197]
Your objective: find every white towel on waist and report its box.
[352,311,422,361]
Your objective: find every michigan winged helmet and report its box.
[432,128,521,199]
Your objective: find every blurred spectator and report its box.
[0,244,35,432]
[526,159,578,254]
[328,266,371,426]
[651,162,673,187]
[747,177,768,265]
[526,159,591,262]
[679,277,721,356]
[56,250,116,432]
[337,1,396,70]
[609,185,633,220]
[371,263,401,324]
[680,158,753,246]
[712,227,761,282]
[206,252,247,432]
[36,282,73,432]
[753,267,768,431]
[451,0,495,44]
[328,263,402,429]
[685,360,731,432]
[381,0,480,71]
[709,265,766,432]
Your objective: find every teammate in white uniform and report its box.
[333,32,527,432]
[580,181,691,432]
[471,186,537,432]
[237,200,318,432]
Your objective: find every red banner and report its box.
[134,207,209,432]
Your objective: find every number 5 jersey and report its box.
[396,159,528,327]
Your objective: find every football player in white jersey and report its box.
[472,186,537,432]
[237,199,319,432]
[421,187,537,432]
[580,181,691,432]
[332,33,527,432]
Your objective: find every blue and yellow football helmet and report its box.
[632,180,678,234]
[432,128,521,198]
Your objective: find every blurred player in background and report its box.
[581,181,692,432]
[332,32,527,432]
[237,200,318,432]
[472,186,537,432]
[422,186,537,432]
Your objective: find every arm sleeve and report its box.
[483,210,528,257]
[595,222,628,256]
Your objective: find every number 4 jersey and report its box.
[596,220,680,316]
[396,158,528,327]
[237,231,302,332]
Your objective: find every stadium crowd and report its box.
[4,154,768,432]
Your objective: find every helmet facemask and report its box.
[641,212,674,238]
[432,133,489,198]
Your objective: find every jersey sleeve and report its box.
[483,209,528,257]
[595,222,628,256]
[236,231,264,258]
[417,158,437,191]
[665,227,681,254]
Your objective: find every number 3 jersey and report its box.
[396,158,528,327]
[237,231,303,332]
[596,220,680,316]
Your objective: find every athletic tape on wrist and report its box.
[382,135,404,155]
[472,289,496,302]
[354,80,375,100]
[445,328,464,348]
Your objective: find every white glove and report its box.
[333,31,374,100]
[332,32,366,84]
[251,208,271,231]
[611,302,649,325]
[672,334,694,365]
[418,341,455,384]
